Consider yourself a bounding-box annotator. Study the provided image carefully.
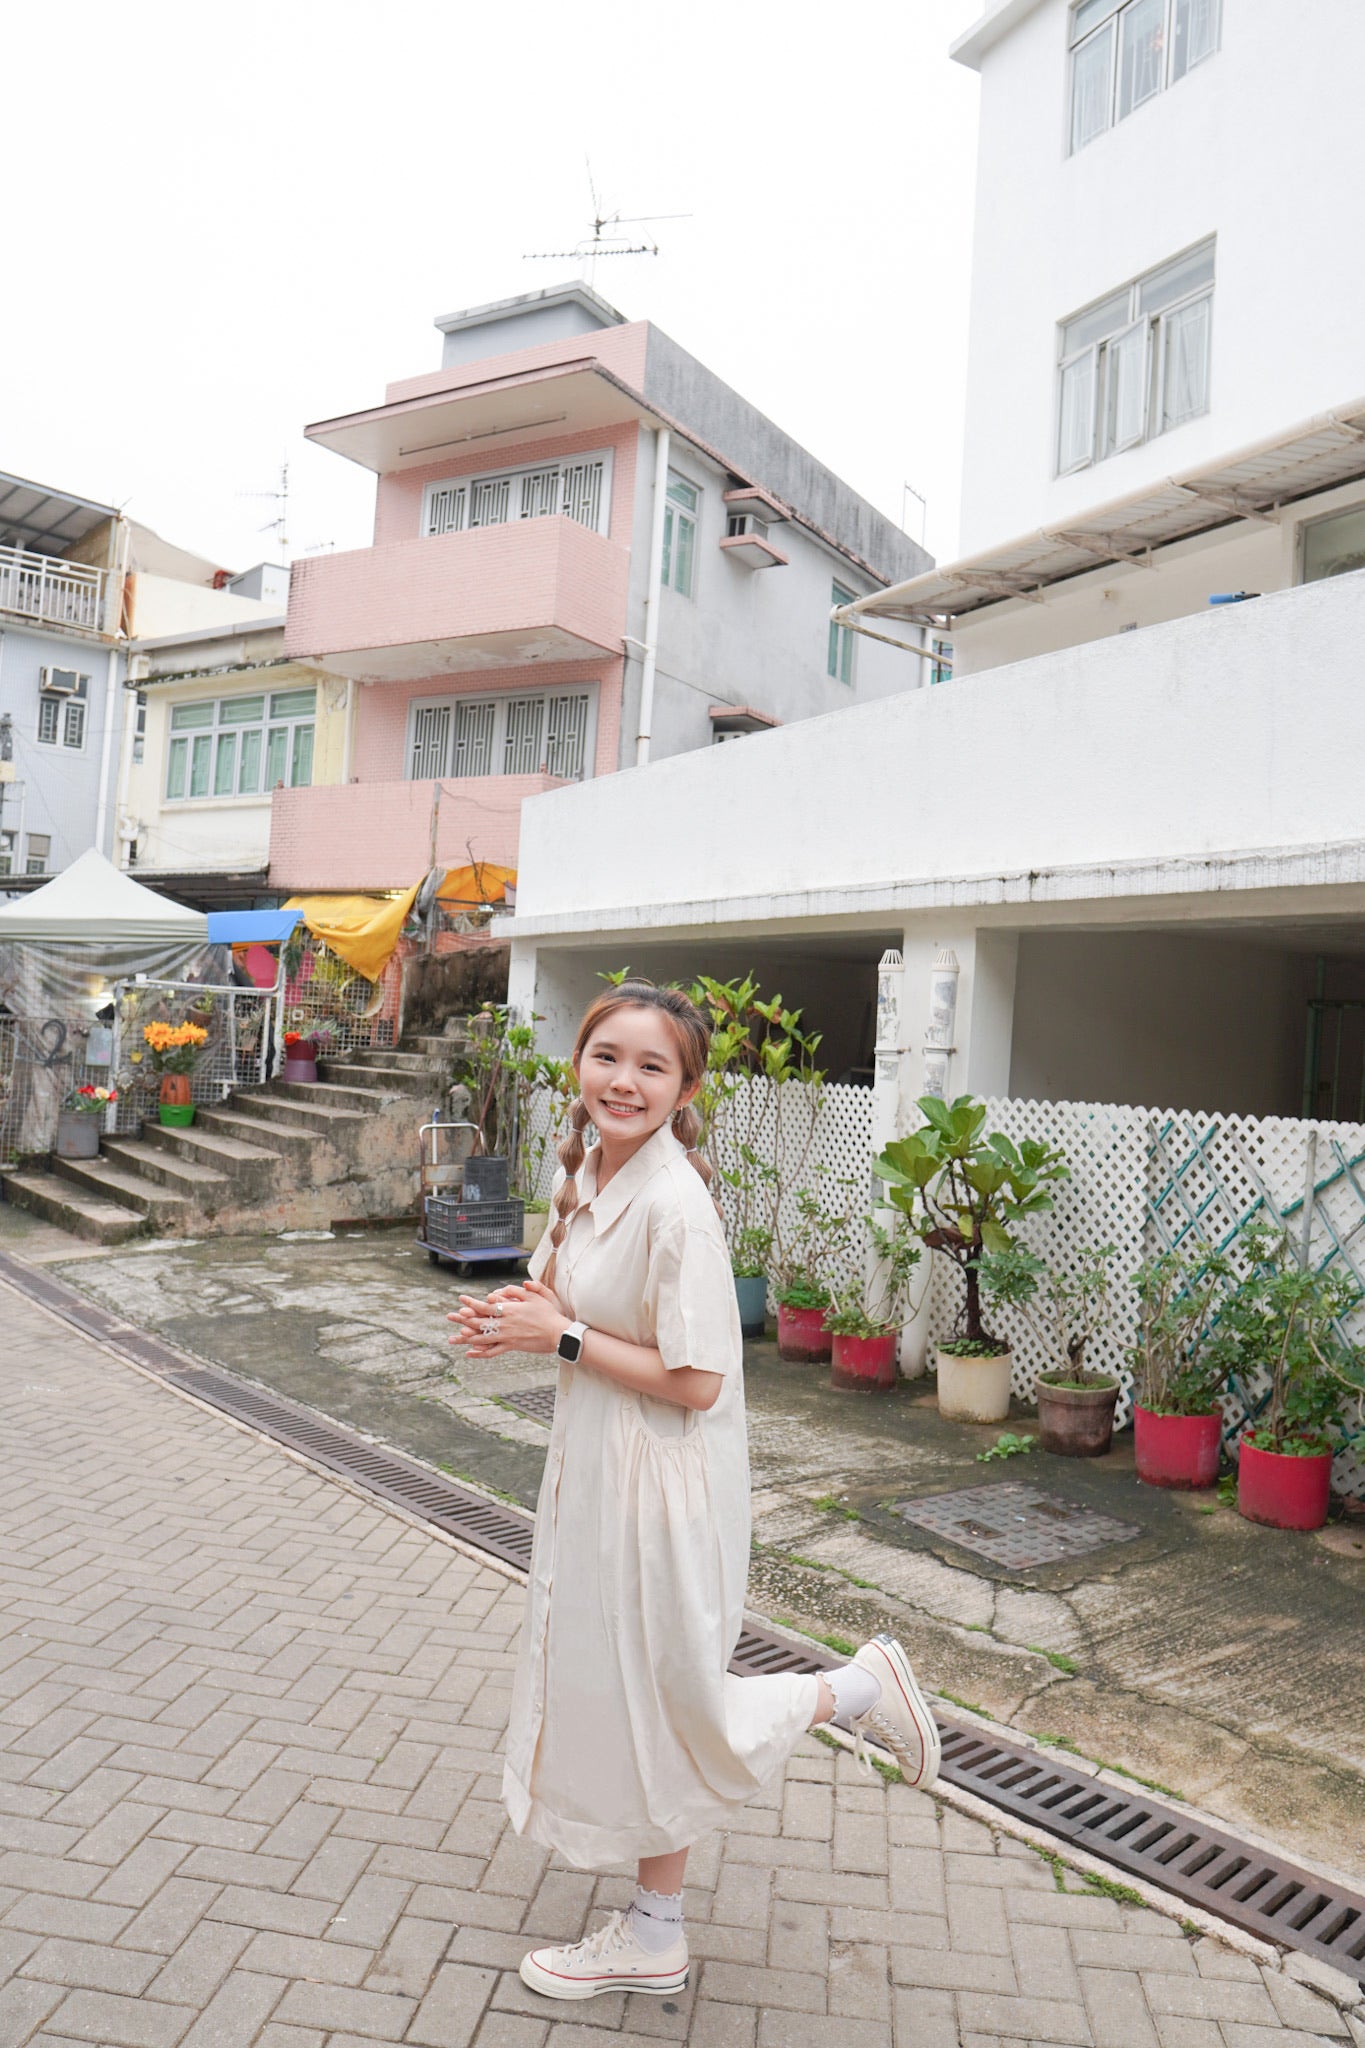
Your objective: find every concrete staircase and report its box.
[2,1040,454,1247]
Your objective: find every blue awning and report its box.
[206,909,302,945]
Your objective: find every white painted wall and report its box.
[957,0,1365,553]
[507,570,1365,935]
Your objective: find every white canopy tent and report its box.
[0,849,207,944]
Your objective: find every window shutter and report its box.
[469,477,512,528]
[411,704,452,779]
[560,461,604,530]
[545,694,590,780]
[452,699,496,778]
[519,467,561,519]
[427,485,467,536]
[1101,319,1149,454]
[503,696,546,776]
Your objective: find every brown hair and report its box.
[541,982,713,1291]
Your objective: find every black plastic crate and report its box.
[426,1194,523,1250]
[462,1155,510,1203]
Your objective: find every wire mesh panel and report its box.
[282,936,402,1056]
[107,981,279,1134]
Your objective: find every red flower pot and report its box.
[1237,1439,1332,1532]
[831,1330,898,1392]
[1133,1406,1222,1490]
[777,1304,833,1363]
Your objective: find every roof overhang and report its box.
[304,360,656,475]
[843,399,1365,630]
[0,471,118,556]
[951,0,1047,70]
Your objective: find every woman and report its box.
[451,983,938,2001]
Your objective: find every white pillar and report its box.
[506,939,538,1026]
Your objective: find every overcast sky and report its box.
[6,0,982,575]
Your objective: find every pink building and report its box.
[274,284,931,893]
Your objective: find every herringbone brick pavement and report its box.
[0,1284,1357,2048]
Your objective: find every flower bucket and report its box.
[777,1304,833,1363]
[282,1056,319,1084]
[831,1330,898,1391]
[1133,1406,1222,1490]
[1237,1439,1332,1532]
[55,1110,101,1159]
[733,1275,767,1339]
[158,1103,196,1128]
[1036,1379,1119,1458]
[159,1073,192,1108]
[935,1346,1013,1423]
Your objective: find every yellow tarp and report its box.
[437,862,516,906]
[284,885,421,982]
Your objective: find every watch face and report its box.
[559,1328,582,1362]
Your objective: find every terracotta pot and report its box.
[831,1330,898,1391]
[1237,1438,1332,1532]
[158,1072,192,1107]
[55,1110,101,1159]
[1134,1406,1222,1489]
[733,1275,767,1338]
[1036,1377,1119,1457]
[935,1345,1013,1422]
[777,1303,833,1363]
[282,1056,318,1084]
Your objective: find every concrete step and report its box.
[139,1121,285,1172]
[404,1032,472,1061]
[51,1156,196,1230]
[269,1077,401,1114]
[2,1169,148,1245]
[195,1105,317,1159]
[349,1048,443,1075]
[320,1060,436,1098]
[101,1139,232,1202]
[234,1090,371,1133]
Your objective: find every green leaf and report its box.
[980,1219,1013,1255]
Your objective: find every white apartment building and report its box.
[498,0,1365,1128]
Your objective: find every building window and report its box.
[1069,0,1220,153]
[423,451,612,539]
[36,670,89,750]
[1300,503,1365,586]
[133,691,147,765]
[407,688,593,784]
[0,830,15,876]
[165,688,315,802]
[1057,241,1214,474]
[662,472,699,598]
[25,833,51,877]
[931,637,953,685]
[828,584,856,685]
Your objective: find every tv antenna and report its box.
[523,160,690,285]
[240,461,290,557]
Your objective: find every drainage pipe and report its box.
[634,425,670,768]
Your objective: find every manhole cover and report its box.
[502,1384,557,1425]
[891,1482,1141,1569]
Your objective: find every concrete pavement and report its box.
[0,1280,1360,2048]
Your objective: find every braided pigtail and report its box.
[540,1096,592,1293]
[671,1101,713,1193]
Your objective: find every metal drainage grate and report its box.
[892,1482,1142,1569]
[6,1249,1363,1987]
[501,1384,558,1426]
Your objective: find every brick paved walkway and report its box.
[1,1286,1358,2048]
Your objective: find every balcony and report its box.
[268,773,567,892]
[284,517,629,683]
[0,545,108,635]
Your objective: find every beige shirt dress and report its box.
[501,1121,820,1868]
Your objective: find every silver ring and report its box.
[493,1302,506,1317]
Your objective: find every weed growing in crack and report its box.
[812,1495,860,1520]
[1030,1646,1079,1675]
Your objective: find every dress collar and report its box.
[578,1121,682,1236]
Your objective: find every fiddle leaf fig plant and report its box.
[873,1096,1069,1353]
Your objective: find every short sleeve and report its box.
[642,1203,742,1376]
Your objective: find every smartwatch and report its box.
[556,1320,588,1363]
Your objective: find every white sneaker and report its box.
[519,1909,689,2000]
[848,1633,942,1790]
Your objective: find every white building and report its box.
[499,0,1365,1128]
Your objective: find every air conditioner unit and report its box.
[39,666,79,695]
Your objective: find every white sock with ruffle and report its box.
[827,1662,881,1723]
[629,1884,683,1953]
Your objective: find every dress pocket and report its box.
[628,1388,702,1447]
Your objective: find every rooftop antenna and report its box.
[239,461,290,558]
[523,158,690,287]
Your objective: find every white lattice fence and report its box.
[925,1099,1148,1425]
[708,1080,873,1303]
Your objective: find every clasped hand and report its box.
[449,1277,567,1358]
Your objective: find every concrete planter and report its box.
[1036,1376,1119,1457]
[935,1345,1013,1423]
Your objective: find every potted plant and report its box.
[522,1196,551,1254]
[142,1020,208,1126]
[282,1031,319,1083]
[55,1084,117,1159]
[731,1226,773,1339]
[874,1095,1068,1424]
[824,1214,921,1392]
[1128,1244,1235,1488]
[980,1244,1120,1456]
[1216,1226,1365,1532]
[770,1176,855,1363]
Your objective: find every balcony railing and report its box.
[0,544,107,634]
